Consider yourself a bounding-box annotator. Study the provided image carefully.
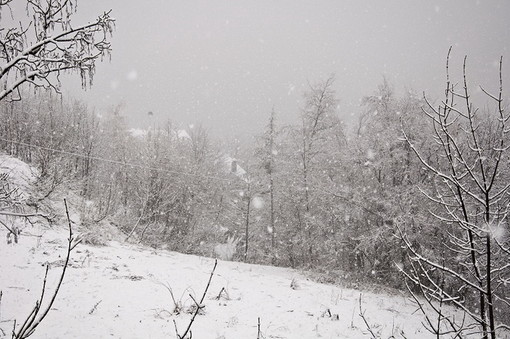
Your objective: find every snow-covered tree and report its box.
[347,79,434,282]
[253,108,280,262]
[400,50,510,337]
[0,0,114,101]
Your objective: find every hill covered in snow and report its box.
[2,227,438,339]
[0,154,484,338]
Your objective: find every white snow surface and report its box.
[0,227,437,339]
[0,154,37,194]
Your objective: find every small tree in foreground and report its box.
[400,48,510,338]
[1,200,79,339]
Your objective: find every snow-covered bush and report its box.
[214,236,241,261]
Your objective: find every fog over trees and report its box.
[1,1,509,338]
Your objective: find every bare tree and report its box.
[400,48,510,338]
[0,0,114,101]
[10,200,79,339]
[298,75,338,263]
[254,108,279,262]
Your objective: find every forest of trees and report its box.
[1,1,509,337]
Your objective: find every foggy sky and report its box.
[34,1,510,138]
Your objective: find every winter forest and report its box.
[1,1,510,338]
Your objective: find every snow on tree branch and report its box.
[0,0,114,101]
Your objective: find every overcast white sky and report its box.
[26,1,510,138]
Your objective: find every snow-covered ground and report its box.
[0,155,37,193]
[0,154,466,338]
[1,226,436,339]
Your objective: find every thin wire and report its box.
[0,137,233,182]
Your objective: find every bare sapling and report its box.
[173,259,217,339]
[358,294,379,339]
[11,199,80,339]
[400,47,510,338]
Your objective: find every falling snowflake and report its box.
[252,196,264,209]
[126,70,137,81]
[366,149,376,160]
[489,223,508,243]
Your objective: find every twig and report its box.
[173,320,180,338]
[0,219,15,234]
[175,259,217,339]
[199,259,217,305]
[215,287,229,301]
[351,306,355,328]
[0,211,50,219]
[359,294,378,339]
[257,317,263,339]
[11,199,76,339]
[88,300,102,315]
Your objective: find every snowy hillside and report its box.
[2,227,436,339]
[0,154,476,339]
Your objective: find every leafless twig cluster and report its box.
[7,199,79,339]
[173,259,217,339]
[399,47,510,338]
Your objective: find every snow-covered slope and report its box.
[1,227,435,339]
[0,153,471,338]
[0,154,37,198]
